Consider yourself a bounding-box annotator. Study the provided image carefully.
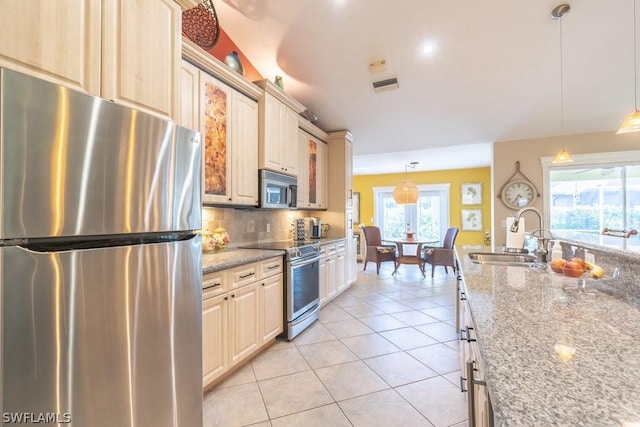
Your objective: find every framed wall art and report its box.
[461,208,483,231]
[461,182,482,205]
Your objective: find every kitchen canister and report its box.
[294,218,306,241]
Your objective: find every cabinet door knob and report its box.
[231,294,235,298]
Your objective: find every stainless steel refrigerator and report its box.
[0,68,203,426]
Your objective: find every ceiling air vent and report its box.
[372,77,399,93]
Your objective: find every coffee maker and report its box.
[308,217,322,239]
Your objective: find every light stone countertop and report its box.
[456,245,640,426]
[202,248,285,275]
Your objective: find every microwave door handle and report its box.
[286,186,292,206]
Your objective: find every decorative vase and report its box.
[224,51,244,76]
[405,232,415,241]
[274,75,284,89]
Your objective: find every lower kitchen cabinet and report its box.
[229,282,259,366]
[202,256,283,390]
[202,292,228,387]
[457,272,494,427]
[319,240,350,306]
[260,274,284,343]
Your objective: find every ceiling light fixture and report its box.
[618,0,640,133]
[393,162,419,204]
[552,4,573,164]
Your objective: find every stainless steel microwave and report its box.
[259,169,297,209]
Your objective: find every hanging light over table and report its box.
[618,0,640,133]
[393,162,419,204]
[552,4,573,164]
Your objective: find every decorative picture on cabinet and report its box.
[461,208,483,231]
[203,82,227,197]
[461,182,482,205]
[309,138,317,204]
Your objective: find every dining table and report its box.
[386,237,439,277]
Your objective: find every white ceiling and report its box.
[214,0,636,174]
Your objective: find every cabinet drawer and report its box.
[203,270,228,297]
[322,244,337,257]
[335,240,346,253]
[229,263,259,289]
[260,257,283,278]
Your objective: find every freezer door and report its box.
[1,238,202,427]
[0,68,202,239]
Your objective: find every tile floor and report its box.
[203,262,468,427]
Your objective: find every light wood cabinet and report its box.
[202,292,228,386]
[319,240,350,305]
[181,60,258,206]
[0,0,180,120]
[457,273,494,427]
[259,93,299,175]
[102,0,180,118]
[298,129,328,209]
[229,282,260,366]
[202,256,283,390]
[260,274,283,343]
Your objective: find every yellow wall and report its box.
[353,167,491,245]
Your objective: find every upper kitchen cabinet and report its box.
[326,131,354,236]
[102,0,181,119]
[0,0,181,120]
[254,80,306,176]
[180,59,259,206]
[298,127,328,210]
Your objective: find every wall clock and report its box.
[498,161,540,210]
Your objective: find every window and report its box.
[541,151,640,251]
[373,184,450,242]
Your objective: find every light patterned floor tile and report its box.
[292,321,338,345]
[414,322,458,342]
[396,376,468,427]
[379,327,438,350]
[297,339,358,369]
[338,389,433,426]
[323,318,374,338]
[270,404,351,427]
[315,360,389,401]
[407,343,461,374]
[216,362,256,389]
[391,310,439,326]
[251,347,311,380]
[341,333,401,359]
[258,371,333,419]
[364,351,438,387]
[359,314,408,332]
[203,382,268,427]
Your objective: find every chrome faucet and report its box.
[510,207,552,263]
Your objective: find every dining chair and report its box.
[362,226,398,274]
[422,227,459,278]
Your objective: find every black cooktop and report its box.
[241,240,319,251]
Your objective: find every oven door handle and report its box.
[290,254,321,267]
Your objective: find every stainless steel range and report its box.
[242,241,321,340]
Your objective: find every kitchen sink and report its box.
[468,252,538,266]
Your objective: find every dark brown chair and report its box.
[362,226,398,274]
[422,227,459,278]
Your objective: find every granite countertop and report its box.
[202,248,285,275]
[456,245,640,426]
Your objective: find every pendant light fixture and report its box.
[618,0,640,133]
[393,162,419,204]
[552,4,573,164]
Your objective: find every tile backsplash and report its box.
[201,207,307,247]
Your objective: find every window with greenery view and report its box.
[547,160,640,251]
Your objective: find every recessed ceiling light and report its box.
[420,41,437,57]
